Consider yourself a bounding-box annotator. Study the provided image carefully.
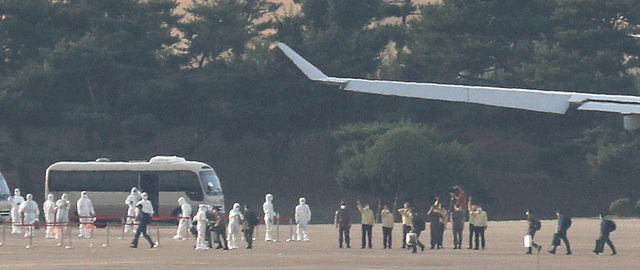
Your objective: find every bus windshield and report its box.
[200,170,222,195]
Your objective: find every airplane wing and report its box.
[277,42,640,130]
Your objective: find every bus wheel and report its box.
[170,208,181,225]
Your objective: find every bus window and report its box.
[158,171,203,201]
[200,170,222,195]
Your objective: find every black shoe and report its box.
[526,250,532,254]
[593,250,599,254]
[611,252,617,256]
[361,246,365,249]
[150,243,157,249]
[411,250,417,253]
[468,247,473,249]
[548,250,555,254]
[130,244,137,248]
[223,247,229,250]
[537,246,542,253]
[369,245,372,249]
[216,245,223,249]
[566,251,572,255]
[347,244,351,248]
[247,246,252,249]
[339,245,343,249]
[421,245,425,252]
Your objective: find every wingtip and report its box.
[276,42,328,81]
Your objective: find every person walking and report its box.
[173,197,192,240]
[398,203,413,249]
[356,200,374,249]
[469,204,488,250]
[548,209,571,255]
[227,203,243,249]
[130,199,156,248]
[451,204,465,249]
[525,209,542,254]
[410,212,426,253]
[212,206,229,250]
[243,205,259,249]
[54,193,70,239]
[594,214,616,255]
[381,205,394,249]
[334,201,351,248]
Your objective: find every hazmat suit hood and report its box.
[26,194,33,201]
[131,187,139,195]
[47,193,54,201]
[61,193,68,200]
[81,191,87,198]
[178,197,186,206]
[14,188,20,196]
[299,197,306,205]
[141,192,148,200]
[232,203,241,211]
[198,204,208,211]
[265,194,273,202]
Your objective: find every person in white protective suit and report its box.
[227,203,243,249]
[295,197,311,241]
[173,197,192,240]
[55,193,70,239]
[124,187,141,233]
[19,193,40,238]
[8,188,25,234]
[76,191,95,238]
[194,204,209,250]
[43,194,57,239]
[263,194,276,242]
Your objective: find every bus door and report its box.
[139,173,159,216]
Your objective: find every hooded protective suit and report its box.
[227,203,243,249]
[43,194,57,239]
[173,197,192,240]
[124,187,141,233]
[295,197,311,241]
[194,204,209,250]
[263,194,275,242]
[19,194,39,238]
[76,191,95,238]
[55,193,70,239]
[8,188,25,234]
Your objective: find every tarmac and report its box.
[0,218,636,269]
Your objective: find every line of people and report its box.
[524,209,617,256]
[6,188,95,239]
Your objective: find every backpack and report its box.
[561,216,572,230]
[605,220,616,232]
[532,219,542,231]
[413,215,426,232]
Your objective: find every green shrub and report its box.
[609,198,634,217]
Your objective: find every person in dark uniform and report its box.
[130,203,155,248]
[427,204,443,249]
[451,204,465,249]
[212,206,229,250]
[525,209,542,254]
[334,201,351,248]
[548,209,572,255]
[594,214,616,255]
[243,205,259,249]
[410,212,426,253]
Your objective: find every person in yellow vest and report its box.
[469,204,488,250]
[357,200,374,249]
[398,202,413,249]
[380,205,394,249]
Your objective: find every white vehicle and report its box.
[45,156,224,223]
[0,173,10,222]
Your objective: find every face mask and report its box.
[340,205,346,209]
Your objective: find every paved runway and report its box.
[0,218,636,269]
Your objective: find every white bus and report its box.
[45,156,224,222]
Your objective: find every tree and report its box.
[179,0,280,69]
[333,122,478,206]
